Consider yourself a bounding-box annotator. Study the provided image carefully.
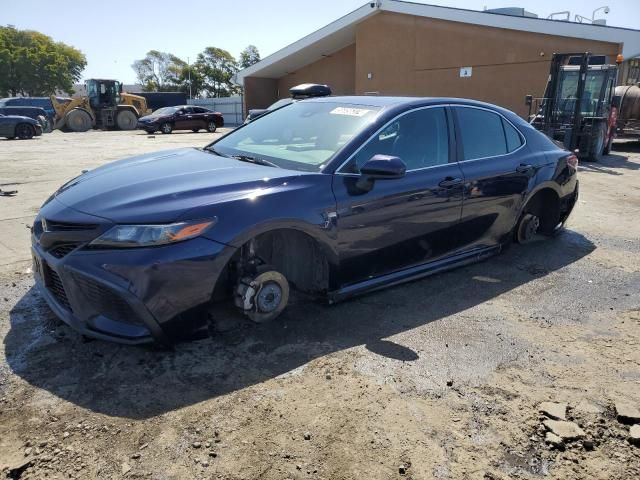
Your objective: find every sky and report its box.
[3,0,639,84]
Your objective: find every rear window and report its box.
[456,108,523,160]
[456,107,507,160]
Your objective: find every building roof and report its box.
[235,0,640,83]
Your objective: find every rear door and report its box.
[332,106,465,286]
[452,106,532,249]
[192,107,209,129]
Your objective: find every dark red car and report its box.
[137,105,224,134]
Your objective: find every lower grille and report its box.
[44,263,72,312]
[72,273,143,326]
[49,243,82,259]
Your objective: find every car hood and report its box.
[138,114,168,122]
[52,148,311,223]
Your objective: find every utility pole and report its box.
[187,56,192,99]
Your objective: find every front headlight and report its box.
[90,219,216,248]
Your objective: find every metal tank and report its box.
[615,85,640,136]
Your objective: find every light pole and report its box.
[187,56,192,99]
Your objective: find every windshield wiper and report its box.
[204,146,229,157]
[231,155,280,169]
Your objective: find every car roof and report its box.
[304,95,522,122]
[306,95,504,109]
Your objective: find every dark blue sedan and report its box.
[31,96,579,344]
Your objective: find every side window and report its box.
[502,118,523,152]
[193,107,206,114]
[183,107,194,114]
[341,108,449,173]
[456,107,507,160]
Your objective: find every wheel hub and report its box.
[256,282,282,313]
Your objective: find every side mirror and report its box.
[525,95,533,106]
[356,155,406,191]
[360,154,406,179]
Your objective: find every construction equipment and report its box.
[527,52,622,161]
[51,79,150,132]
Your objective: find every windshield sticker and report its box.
[330,107,371,117]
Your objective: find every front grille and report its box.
[49,243,82,258]
[73,273,143,326]
[44,219,97,232]
[44,263,72,312]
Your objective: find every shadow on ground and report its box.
[4,230,595,419]
[579,141,640,175]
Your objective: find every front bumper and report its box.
[32,223,235,345]
[136,121,158,131]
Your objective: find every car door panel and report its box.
[332,106,465,287]
[334,165,465,286]
[173,108,189,130]
[0,117,13,137]
[453,106,533,249]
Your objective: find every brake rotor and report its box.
[235,270,290,323]
[517,213,540,244]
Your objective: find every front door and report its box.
[0,116,14,137]
[173,107,192,130]
[332,106,465,287]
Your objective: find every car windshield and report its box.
[150,107,179,116]
[208,101,381,172]
[268,98,293,111]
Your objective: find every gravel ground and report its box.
[0,130,639,480]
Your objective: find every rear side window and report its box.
[503,118,523,152]
[456,107,507,160]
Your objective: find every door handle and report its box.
[438,177,463,188]
[516,164,534,174]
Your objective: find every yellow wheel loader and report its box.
[51,79,151,132]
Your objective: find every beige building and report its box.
[236,1,640,118]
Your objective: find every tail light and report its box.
[566,154,578,169]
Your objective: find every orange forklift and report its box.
[527,52,623,162]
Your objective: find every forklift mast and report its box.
[540,53,591,151]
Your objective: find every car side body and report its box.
[0,113,44,139]
[32,97,578,345]
[0,106,51,132]
[137,105,224,134]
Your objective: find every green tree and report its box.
[132,50,187,92]
[0,25,86,97]
[239,45,260,69]
[195,47,238,98]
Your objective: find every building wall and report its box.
[243,77,278,113]
[355,12,621,117]
[277,44,356,99]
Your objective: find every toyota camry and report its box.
[31,96,579,344]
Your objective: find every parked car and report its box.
[0,106,51,132]
[0,97,56,124]
[244,83,332,123]
[137,105,224,134]
[0,113,43,139]
[32,96,578,345]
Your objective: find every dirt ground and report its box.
[0,130,639,480]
